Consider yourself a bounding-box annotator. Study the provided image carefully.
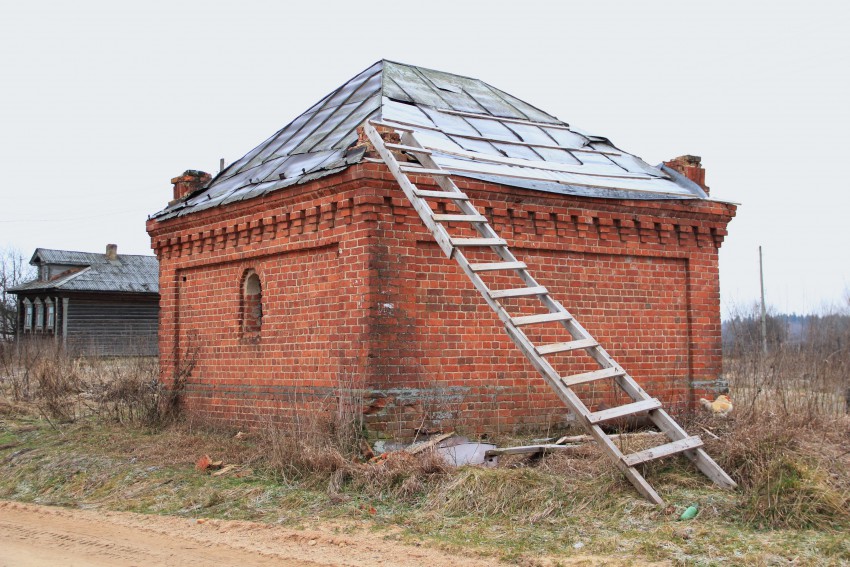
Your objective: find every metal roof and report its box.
[9,248,159,294]
[152,60,707,221]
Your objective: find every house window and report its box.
[242,270,263,337]
[45,299,55,330]
[34,299,43,330]
[23,299,32,332]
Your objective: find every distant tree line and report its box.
[723,305,850,357]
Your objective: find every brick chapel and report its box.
[146,60,736,437]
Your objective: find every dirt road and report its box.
[0,501,503,567]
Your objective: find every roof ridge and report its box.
[34,248,155,258]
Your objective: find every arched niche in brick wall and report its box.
[241,269,263,339]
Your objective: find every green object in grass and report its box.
[680,505,698,520]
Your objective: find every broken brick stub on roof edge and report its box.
[171,170,212,203]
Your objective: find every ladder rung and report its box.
[413,189,469,200]
[587,399,662,425]
[432,213,488,223]
[469,261,527,272]
[450,237,507,247]
[511,312,572,326]
[368,119,414,132]
[385,143,432,155]
[536,338,597,355]
[621,436,704,467]
[489,286,548,299]
[561,367,625,387]
[399,166,452,176]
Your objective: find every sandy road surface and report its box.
[0,501,504,567]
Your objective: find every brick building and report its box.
[147,61,735,437]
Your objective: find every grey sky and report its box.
[1,1,847,316]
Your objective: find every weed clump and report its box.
[262,412,448,502]
[707,409,850,530]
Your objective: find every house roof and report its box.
[152,60,708,221]
[8,248,159,294]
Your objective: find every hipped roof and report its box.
[152,60,707,221]
[9,248,159,294]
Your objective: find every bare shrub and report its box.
[260,374,447,501]
[0,338,85,422]
[706,409,850,529]
[0,338,172,427]
[84,357,164,426]
[723,302,850,420]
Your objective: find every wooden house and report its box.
[9,245,159,356]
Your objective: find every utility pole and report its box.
[759,245,767,354]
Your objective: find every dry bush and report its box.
[713,302,850,528]
[260,380,365,484]
[706,409,850,529]
[260,379,448,501]
[0,339,169,427]
[83,357,164,426]
[0,339,85,422]
[724,302,849,420]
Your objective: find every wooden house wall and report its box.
[65,296,159,356]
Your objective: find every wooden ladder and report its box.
[363,121,736,505]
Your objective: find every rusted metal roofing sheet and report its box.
[151,60,706,221]
[9,249,159,294]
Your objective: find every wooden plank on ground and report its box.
[485,444,585,457]
[406,432,455,455]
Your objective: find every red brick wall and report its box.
[147,162,735,437]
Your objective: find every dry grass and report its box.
[261,405,448,503]
[2,309,850,563]
[700,409,850,530]
[0,339,168,427]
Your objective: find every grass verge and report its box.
[1,408,848,566]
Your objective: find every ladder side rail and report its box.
[402,131,585,322]
[363,123,455,258]
[645,408,738,489]
[402,130,607,343]
[536,359,664,505]
[496,297,663,506]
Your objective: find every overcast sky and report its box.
[1,1,847,316]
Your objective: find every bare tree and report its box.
[1,247,35,339]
